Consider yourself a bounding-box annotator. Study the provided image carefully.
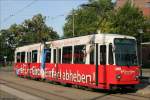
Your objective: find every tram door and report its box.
[27,51,31,76]
[98,45,107,84]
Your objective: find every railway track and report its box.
[0,69,149,100]
[0,79,75,100]
[1,78,149,100]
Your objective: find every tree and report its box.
[63,0,149,42]
[0,30,6,62]
[142,17,150,42]
[98,0,149,43]
[22,14,59,44]
[0,29,16,62]
[63,0,113,37]
[7,24,24,47]
[0,13,59,62]
[63,8,98,37]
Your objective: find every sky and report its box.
[0,0,116,36]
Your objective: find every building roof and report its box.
[142,42,150,45]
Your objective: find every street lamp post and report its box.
[138,29,143,66]
[138,29,143,77]
[4,56,7,67]
[72,9,75,37]
[72,9,78,37]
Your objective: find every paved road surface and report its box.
[0,67,149,100]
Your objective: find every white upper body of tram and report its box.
[15,33,137,66]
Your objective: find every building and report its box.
[115,0,150,17]
[142,42,150,68]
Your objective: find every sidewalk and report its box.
[136,84,150,97]
[142,68,150,77]
[136,76,150,97]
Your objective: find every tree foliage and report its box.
[102,1,145,36]
[63,0,113,37]
[22,14,59,44]
[0,14,59,62]
[101,1,150,42]
[63,0,149,42]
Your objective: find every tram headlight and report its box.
[116,74,121,80]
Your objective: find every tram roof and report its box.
[15,43,42,52]
[46,33,135,47]
[141,42,150,45]
[15,33,135,50]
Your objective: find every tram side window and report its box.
[53,49,61,63]
[21,52,25,63]
[53,49,56,63]
[16,52,21,63]
[62,46,72,64]
[109,44,114,65]
[32,50,38,63]
[45,49,51,63]
[58,49,61,63]
[74,45,86,64]
[27,52,31,63]
[90,45,95,64]
[100,45,106,65]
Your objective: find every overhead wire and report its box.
[51,14,65,20]
[2,0,38,23]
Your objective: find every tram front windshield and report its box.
[114,38,138,66]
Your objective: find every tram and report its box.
[14,34,140,90]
